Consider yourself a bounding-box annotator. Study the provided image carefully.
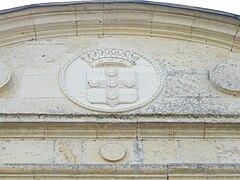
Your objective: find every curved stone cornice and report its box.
[0,0,239,51]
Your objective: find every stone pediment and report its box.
[0,1,240,179]
[0,1,239,115]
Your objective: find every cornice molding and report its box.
[1,120,240,139]
[0,163,240,178]
[0,1,239,51]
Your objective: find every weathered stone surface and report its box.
[178,140,219,163]
[6,98,49,113]
[0,98,5,113]
[1,140,54,163]
[0,72,22,98]
[100,143,126,162]
[0,36,238,115]
[216,140,240,163]
[0,62,11,89]
[21,75,64,98]
[81,140,134,164]
[55,140,82,164]
[0,139,240,165]
[143,140,179,164]
[210,62,240,95]
[0,1,239,179]
[47,97,90,114]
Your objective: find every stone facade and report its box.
[0,1,240,179]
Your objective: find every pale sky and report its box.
[0,0,239,15]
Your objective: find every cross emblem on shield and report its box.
[86,68,138,107]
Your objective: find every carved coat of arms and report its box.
[87,68,137,107]
[60,49,163,112]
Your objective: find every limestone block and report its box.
[152,13,194,27]
[1,140,54,163]
[193,18,238,36]
[152,22,191,40]
[104,20,152,36]
[31,4,76,14]
[76,11,103,35]
[216,140,240,163]
[0,32,35,47]
[33,11,76,39]
[143,97,200,114]
[0,98,6,113]
[199,97,240,115]
[160,54,193,73]
[77,11,104,22]
[0,7,33,21]
[5,43,68,64]
[0,16,34,36]
[6,98,49,113]
[33,12,75,29]
[66,36,98,52]
[54,140,83,164]
[96,36,178,56]
[20,76,64,98]
[104,11,153,21]
[75,2,103,11]
[164,74,212,97]
[77,22,102,36]
[21,62,59,76]
[37,29,77,40]
[143,140,179,164]
[178,140,218,163]
[0,115,45,123]
[48,98,84,114]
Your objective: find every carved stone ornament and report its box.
[0,62,11,89]
[209,62,240,95]
[100,143,126,162]
[59,49,163,112]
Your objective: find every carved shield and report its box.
[87,68,138,107]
